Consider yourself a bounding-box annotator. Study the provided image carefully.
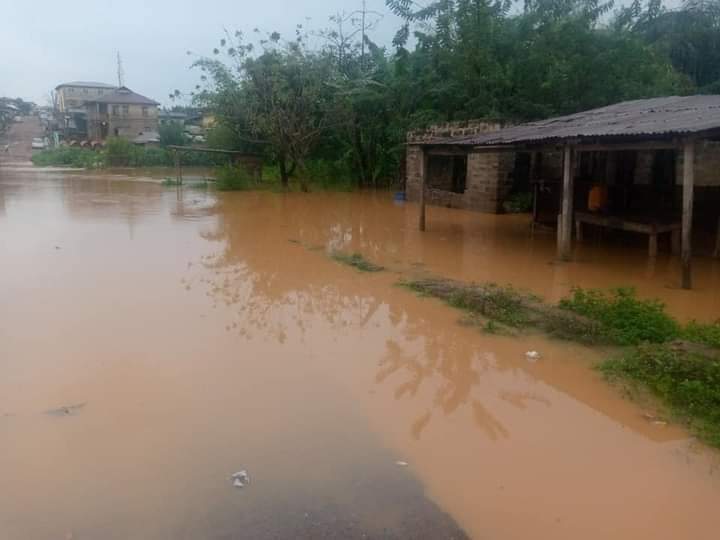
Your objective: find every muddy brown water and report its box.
[2,165,720,539]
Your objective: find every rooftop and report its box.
[426,95,720,147]
[56,81,117,89]
[91,86,159,106]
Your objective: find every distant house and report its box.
[86,86,160,141]
[55,81,117,136]
[55,81,116,113]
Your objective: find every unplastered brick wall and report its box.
[407,120,503,144]
[406,120,510,213]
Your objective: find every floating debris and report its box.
[396,461,409,467]
[642,412,667,426]
[230,470,250,488]
[525,351,541,362]
[45,403,86,417]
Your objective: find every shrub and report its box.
[215,163,257,191]
[682,321,720,349]
[31,147,103,168]
[105,137,133,166]
[601,344,720,447]
[559,287,680,345]
[159,122,186,147]
[503,192,533,213]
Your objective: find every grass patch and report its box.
[215,163,258,191]
[600,343,720,447]
[401,276,720,448]
[559,287,680,345]
[682,321,720,348]
[31,147,103,168]
[161,177,182,186]
[332,252,384,272]
[401,278,604,343]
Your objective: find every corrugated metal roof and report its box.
[92,87,159,106]
[426,95,720,147]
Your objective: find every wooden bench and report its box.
[575,211,681,257]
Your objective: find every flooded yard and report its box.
[2,165,720,539]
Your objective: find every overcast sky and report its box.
[0,0,400,106]
[2,0,683,107]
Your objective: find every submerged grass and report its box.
[401,278,604,343]
[600,344,720,447]
[401,278,720,447]
[331,252,384,272]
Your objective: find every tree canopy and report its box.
[183,0,714,188]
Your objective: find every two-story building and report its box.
[55,82,160,141]
[55,81,117,137]
[85,87,160,141]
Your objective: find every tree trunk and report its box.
[279,155,289,188]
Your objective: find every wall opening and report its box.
[428,154,467,194]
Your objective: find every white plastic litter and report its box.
[230,470,250,488]
[525,351,541,362]
[396,461,409,467]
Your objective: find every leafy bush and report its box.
[682,321,720,349]
[601,344,720,447]
[559,287,680,345]
[503,192,533,213]
[215,163,257,191]
[303,159,355,191]
[159,122,186,147]
[31,147,103,168]
[105,137,133,166]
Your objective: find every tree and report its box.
[158,122,186,147]
[192,30,333,186]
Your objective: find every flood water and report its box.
[2,164,720,539]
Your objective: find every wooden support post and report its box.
[681,139,695,289]
[174,150,182,186]
[419,150,428,231]
[648,233,658,258]
[558,145,574,260]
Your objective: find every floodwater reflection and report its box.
[2,176,720,540]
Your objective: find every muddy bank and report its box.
[1,173,720,539]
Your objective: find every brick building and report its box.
[405,120,517,213]
[86,87,160,140]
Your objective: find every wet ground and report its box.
[2,151,720,538]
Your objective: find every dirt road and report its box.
[0,115,44,163]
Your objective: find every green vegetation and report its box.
[601,344,720,447]
[401,278,604,342]
[402,277,720,447]
[32,137,227,169]
[158,122,187,147]
[180,0,720,190]
[215,164,258,191]
[559,287,680,345]
[503,192,534,213]
[31,147,103,168]
[331,252,384,272]
[682,321,720,348]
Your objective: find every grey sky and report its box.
[1,0,684,106]
[0,0,400,106]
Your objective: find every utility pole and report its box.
[117,52,125,87]
[361,0,366,71]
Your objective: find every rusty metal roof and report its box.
[427,95,720,147]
